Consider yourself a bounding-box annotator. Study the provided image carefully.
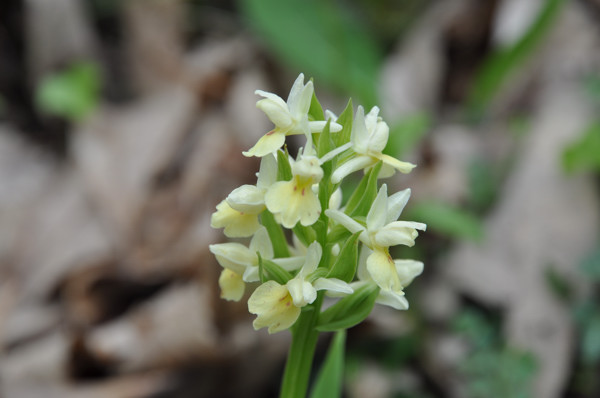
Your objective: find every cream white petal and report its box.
[286,74,308,109]
[256,98,293,129]
[394,259,424,287]
[272,256,305,272]
[255,90,287,107]
[256,154,278,188]
[209,243,255,274]
[331,155,373,184]
[219,269,245,301]
[313,277,353,294]
[388,221,427,231]
[227,185,265,213]
[286,278,317,307]
[243,131,287,157]
[291,156,323,181]
[319,142,352,164]
[287,116,310,135]
[300,241,322,277]
[368,120,389,153]
[364,106,380,130]
[351,106,369,153]
[378,163,397,179]
[366,250,402,292]
[325,209,366,236]
[376,289,409,310]
[378,154,416,174]
[210,200,260,237]
[248,227,274,260]
[248,281,301,333]
[289,80,313,118]
[242,266,260,283]
[325,280,366,298]
[331,243,341,257]
[308,120,343,133]
[325,110,338,122]
[328,188,343,211]
[366,184,388,232]
[374,225,420,247]
[386,188,411,224]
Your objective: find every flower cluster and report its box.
[210,74,425,334]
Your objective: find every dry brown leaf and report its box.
[72,87,198,243]
[445,66,599,398]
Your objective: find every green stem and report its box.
[280,295,323,398]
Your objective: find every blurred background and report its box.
[1,0,599,397]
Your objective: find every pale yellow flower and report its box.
[218,268,245,301]
[325,184,425,295]
[248,242,353,333]
[265,148,323,228]
[248,281,300,333]
[209,228,304,300]
[286,242,353,307]
[211,155,277,238]
[328,244,424,310]
[243,74,342,157]
[329,106,416,184]
[210,200,261,238]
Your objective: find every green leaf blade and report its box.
[347,161,382,218]
[316,284,378,332]
[309,330,346,398]
[308,88,325,121]
[276,149,293,181]
[327,233,359,282]
[260,255,294,285]
[261,210,290,258]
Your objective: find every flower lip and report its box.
[210,200,261,238]
[248,280,301,334]
[265,151,324,228]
